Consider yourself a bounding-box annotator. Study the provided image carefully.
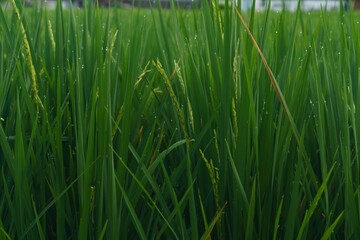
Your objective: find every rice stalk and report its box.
[232,39,239,144]
[174,60,194,134]
[199,149,220,209]
[10,0,43,109]
[47,20,56,51]
[134,61,151,88]
[232,0,299,145]
[213,129,220,164]
[153,59,189,141]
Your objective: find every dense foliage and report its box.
[1,0,360,239]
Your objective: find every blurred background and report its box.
[0,0,356,10]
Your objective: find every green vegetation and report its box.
[1,0,360,238]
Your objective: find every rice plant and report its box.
[0,0,360,239]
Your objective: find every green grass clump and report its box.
[1,0,360,238]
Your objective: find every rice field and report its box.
[1,0,360,239]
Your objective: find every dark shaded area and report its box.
[355,0,360,9]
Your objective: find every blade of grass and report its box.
[272,196,284,240]
[20,159,97,239]
[227,140,249,209]
[98,220,108,240]
[0,228,12,240]
[115,176,147,240]
[31,198,45,240]
[296,163,336,240]
[112,145,180,238]
[320,211,344,240]
[245,178,256,240]
[200,203,226,240]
